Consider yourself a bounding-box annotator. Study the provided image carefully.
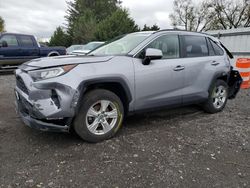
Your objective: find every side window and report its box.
[183,36,208,57]
[209,39,224,56]
[146,35,180,59]
[19,36,34,47]
[0,35,18,47]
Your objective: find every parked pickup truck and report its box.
[0,33,66,72]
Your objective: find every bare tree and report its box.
[206,0,250,29]
[170,0,250,31]
[169,0,211,31]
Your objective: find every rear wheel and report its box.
[203,80,228,113]
[74,89,124,142]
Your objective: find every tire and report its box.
[73,89,124,143]
[203,79,229,114]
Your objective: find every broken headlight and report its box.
[29,65,77,81]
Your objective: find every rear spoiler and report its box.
[220,42,234,59]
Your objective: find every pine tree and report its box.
[49,27,70,47]
[95,9,140,41]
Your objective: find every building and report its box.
[206,27,250,66]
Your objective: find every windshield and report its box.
[89,33,151,56]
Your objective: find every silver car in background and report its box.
[70,41,105,55]
[66,45,85,55]
[15,30,242,142]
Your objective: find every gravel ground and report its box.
[0,75,249,188]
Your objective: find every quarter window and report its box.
[146,35,180,59]
[0,35,18,47]
[209,39,224,56]
[19,36,34,47]
[183,36,208,57]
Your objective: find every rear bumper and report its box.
[228,69,243,99]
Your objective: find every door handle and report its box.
[211,61,220,66]
[173,65,185,71]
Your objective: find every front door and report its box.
[133,35,185,111]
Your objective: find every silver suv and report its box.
[15,30,242,142]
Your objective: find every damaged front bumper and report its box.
[15,69,79,132]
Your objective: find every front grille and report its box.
[16,76,29,94]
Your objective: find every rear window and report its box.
[183,36,208,57]
[19,36,34,47]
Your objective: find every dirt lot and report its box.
[0,75,249,188]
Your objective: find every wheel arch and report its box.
[76,77,133,115]
[47,51,60,57]
[211,71,230,87]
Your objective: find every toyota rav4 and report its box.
[15,30,242,142]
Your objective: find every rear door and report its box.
[133,34,186,110]
[180,35,227,104]
[0,34,22,66]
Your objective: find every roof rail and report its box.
[154,29,211,36]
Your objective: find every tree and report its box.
[141,24,160,31]
[205,0,250,30]
[169,0,212,31]
[66,0,122,43]
[72,10,97,43]
[49,27,70,47]
[95,9,139,41]
[0,16,5,32]
[169,0,250,31]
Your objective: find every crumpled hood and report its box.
[19,55,114,71]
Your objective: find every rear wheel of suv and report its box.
[74,89,124,143]
[203,80,229,114]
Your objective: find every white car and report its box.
[71,41,104,55]
[66,45,85,55]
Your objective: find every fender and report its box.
[74,77,133,112]
[210,71,230,86]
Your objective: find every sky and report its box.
[0,0,174,39]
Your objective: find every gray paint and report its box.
[15,30,231,131]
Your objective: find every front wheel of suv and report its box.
[74,89,124,143]
[203,79,229,114]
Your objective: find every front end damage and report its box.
[15,69,80,132]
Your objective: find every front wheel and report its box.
[74,89,124,143]
[203,80,229,114]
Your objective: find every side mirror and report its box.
[142,48,163,65]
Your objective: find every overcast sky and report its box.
[0,0,174,39]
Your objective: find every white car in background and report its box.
[71,41,104,55]
[66,45,85,55]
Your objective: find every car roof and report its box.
[0,32,34,37]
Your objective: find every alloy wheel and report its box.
[86,100,118,135]
[212,85,227,109]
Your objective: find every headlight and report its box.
[29,64,77,81]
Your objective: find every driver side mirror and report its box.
[142,48,163,65]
